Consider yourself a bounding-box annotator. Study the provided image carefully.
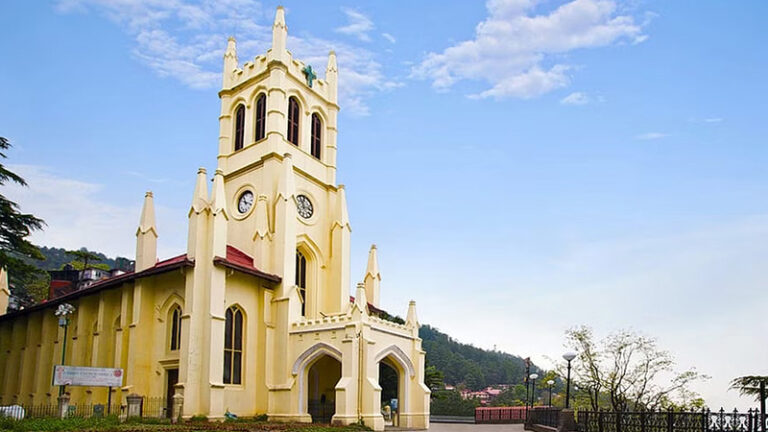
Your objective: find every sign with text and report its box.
[52,365,123,387]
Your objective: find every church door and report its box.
[165,369,178,418]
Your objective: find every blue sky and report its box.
[1,0,767,410]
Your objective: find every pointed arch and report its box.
[254,92,267,142]
[287,96,300,146]
[291,342,343,375]
[224,304,245,385]
[293,342,344,415]
[234,104,246,151]
[374,345,416,378]
[310,113,322,160]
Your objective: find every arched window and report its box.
[169,306,182,351]
[255,94,266,142]
[234,104,245,151]
[295,251,307,317]
[311,113,322,160]
[223,306,243,385]
[287,97,300,146]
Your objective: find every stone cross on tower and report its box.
[302,64,316,87]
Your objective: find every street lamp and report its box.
[563,352,577,409]
[547,380,554,407]
[529,373,539,408]
[55,303,75,396]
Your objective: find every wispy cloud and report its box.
[412,0,647,100]
[54,1,395,116]
[335,8,374,42]
[635,132,668,140]
[704,117,723,123]
[381,32,396,44]
[560,91,591,105]
[4,165,186,259]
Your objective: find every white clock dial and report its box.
[296,194,313,219]
[237,191,254,214]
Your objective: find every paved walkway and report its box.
[424,423,526,432]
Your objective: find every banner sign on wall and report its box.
[52,365,124,387]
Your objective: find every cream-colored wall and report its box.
[0,269,193,407]
[220,272,271,416]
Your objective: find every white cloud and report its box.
[4,165,186,259]
[560,91,590,105]
[382,32,396,44]
[55,0,395,116]
[704,117,723,123]
[634,132,668,140]
[412,0,646,99]
[335,8,374,42]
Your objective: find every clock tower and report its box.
[216,6,350,319]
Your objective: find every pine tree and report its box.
[0,137,45,304]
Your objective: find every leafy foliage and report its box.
[729,376,768,403]
[430,389,479,416]
[420,325,537,391]
[27,246,134,272]
[0,137,45,305]
[563,325,708,411]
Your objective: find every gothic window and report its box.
[287,97,300,146]
[169,305,182,351]
[311,113,322,160]
[223,305,243,385]
[234,104,245,151]
[255,94,266,142]
[295,251,307,317]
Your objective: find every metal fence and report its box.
[529,407,562,428]
[141,397,169,418]
[14,398,166,419]
[308,400,334,424]
[577,409,767,432]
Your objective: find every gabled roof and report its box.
[0,255,194,322]
[213,245,282,283]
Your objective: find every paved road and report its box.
[426,424,525,432]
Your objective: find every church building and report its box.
[0,7,430,429]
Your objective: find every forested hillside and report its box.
[32,246,134,271]
[420,325,541,390]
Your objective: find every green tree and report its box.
[0,137,45,304]
[425,365,445,392]
[563,326,708,411]
[66,249,102,270]
[729,376,768,403]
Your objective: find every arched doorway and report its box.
[379,360,400,426]
[307,355,341,423]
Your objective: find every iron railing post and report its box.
[668,408,674,432]
[641,410,647,432]
[761,381,766,432]
[704,409,711,432]
[599,410,604,432]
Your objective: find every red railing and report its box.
[476,406,528,424]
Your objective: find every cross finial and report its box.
[302,65,317,87]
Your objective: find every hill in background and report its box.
[420,324,541,390]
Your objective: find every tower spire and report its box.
[135,191,158,272]
[326,50,338,103]
[223,36,238,88]
[364,244,381,307]
[191,167,209,214]
[271,6,288,59]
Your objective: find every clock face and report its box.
[296,194,313,219]
[237,190,254,214]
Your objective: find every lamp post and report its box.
[547,380,554,407]
[55,303,75,396]
[530,373,539,408]
[563,352,577,409]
